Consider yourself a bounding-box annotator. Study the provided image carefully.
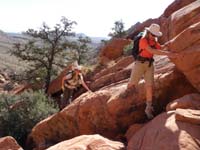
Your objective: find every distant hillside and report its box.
[0,31,28,74]
[0,31,105,73]
[73,33,108,49]
[76,33,108,43]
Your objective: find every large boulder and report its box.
[92,56,133,81]
[166,93,200,111]
[166,93,200,125]
[98,38,131,65]
[168,1,200,39]
[168,22,200,92]
[162,0,197,18]
[175,108,200,125]
[127,112,200,150]
[156,0,200,92]
[0,136,23,150]
[125,124,144,141]
[46,134,125,150]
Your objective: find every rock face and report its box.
[26,56,196,150]
[46,134,125,150]
[127,112,200,150]
[125,124,144,141]
[168,1,200,39]
[175,108,200,125]
[166,93,200,125]
[166,93,200,111]
[168,2,200,92]
[98,38,131,65]
[26,1,200,150]
[162,0,197,18]
[92,56,134,81]
[0,136,23,150]
[167,1,200,92]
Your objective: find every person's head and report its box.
[144,23,162,41]
[71,61,82,73]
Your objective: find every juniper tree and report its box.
[65,35,92,65]
[108,20,126,38]
[10,17,77,93]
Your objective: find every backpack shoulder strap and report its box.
[65,70,75,80]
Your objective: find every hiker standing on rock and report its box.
[61,61,92,109]
[122,23,178,119]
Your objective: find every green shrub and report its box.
[0,90,58,147]
[123,41,133,56]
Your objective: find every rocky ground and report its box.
[0,0,200,150]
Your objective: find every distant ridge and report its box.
[0,30,104,72]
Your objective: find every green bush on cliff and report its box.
[123,41,133,55]
[0,90,58,147]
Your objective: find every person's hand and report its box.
[88,90,98,95]
[162,42,170,51]
[168,52,179,58]
[162,45,168,51]
[88,90,93,93]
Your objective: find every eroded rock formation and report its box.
[0,136,22,150]
[26,0,200,149]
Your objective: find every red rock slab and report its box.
[0,136,22,150]
[175,108,200,125]
[46,134,125,150]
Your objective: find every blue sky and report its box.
[0,0,174,37]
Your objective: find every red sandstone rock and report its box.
[166,93,200,111]
[168,22,200,92]
[168,1,200,39]
[0,136,22,150]
[175,108,200,125]
[98,38,131,64]
[46,134,125,150]
[127,112,200,150]
[163,0,196,18]
[93,56,133,81]
[125,124,144,141]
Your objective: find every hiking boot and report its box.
[145,105,154,120]
[120,86,137,99]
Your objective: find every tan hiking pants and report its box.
[129,61,154,86]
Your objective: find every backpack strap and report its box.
[132,32,143,60]
[65,70,75,80]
